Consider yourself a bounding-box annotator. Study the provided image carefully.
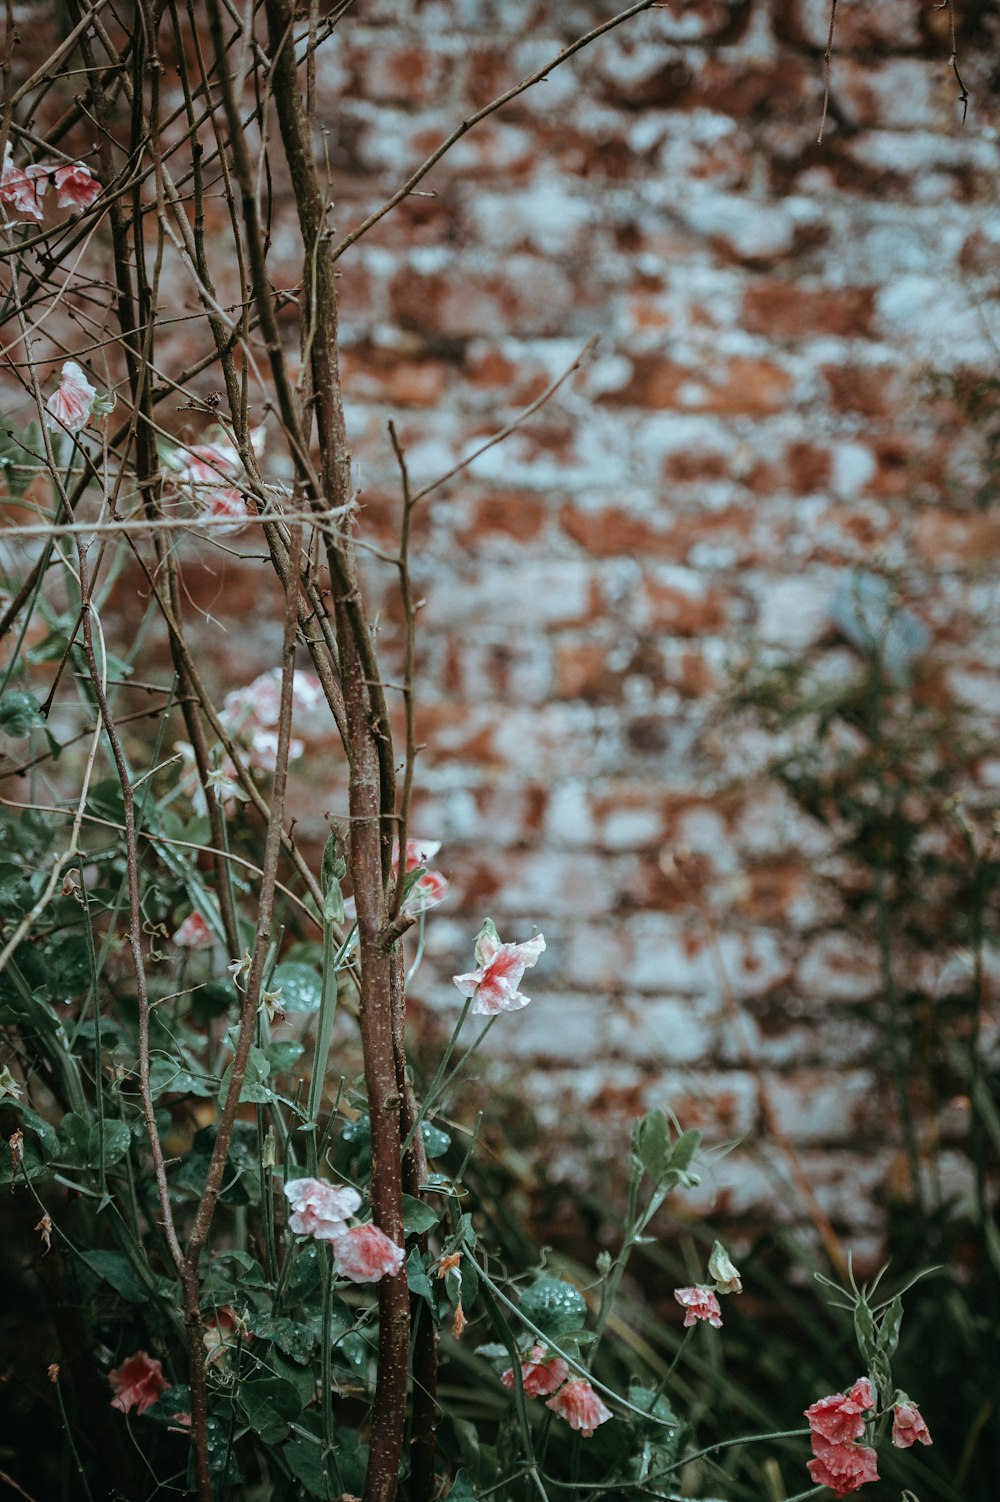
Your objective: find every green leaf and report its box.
[446,1470,479,1501]
[239,1376,303,1444]
[247,1314,316,1364]
[876,1294,904,1361]
[264,1040,305,1074]
[283,1437,331,1499]
[421,1121,452,1158]
[668,1127,703,1175]
[270,961,323,1013]
[406,1246,434,1302]
[634,1109,671,1179]
[77,1248,150,1303]
[518,1277,587,1336]
[854,1298,877,1365]
[149,1055,215,1099]
[0,422,42,497]
[218,1044,272,1104]
[402,1194,439,1234]
[59,1113,131,1169]
[0,690,43,737]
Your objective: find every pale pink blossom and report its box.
[172,911,214,949]
[452,919,545,1015]
[53,162,101,211]
[395,837,449,914]
[501,1344,569,1398]
[178,442,248,535]
[45,361,97,433]
[891,1400,932,1449]
[109,1351,170,1415]
[806,1438,879,1497]
[332,1223,405,1283]
[0,149,48,222]
[284,1176,361,1241]
[805,1379,874,1447]
[674,1285,723,1329]
[222,668,322,739]
[545,1378,613,1437]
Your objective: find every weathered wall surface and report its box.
[254,0,1000,1258]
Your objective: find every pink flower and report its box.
[395,837,449,914]
[806,1439,879,1497]
[108,1351,170,1415]
[452,919,545,1015]
[178,442,248,535]
[545,1378,613,1437]
[0,149,48,222]
[501,1344,570,1398]
[45,361,97,433]
[332,1223,405,1283]
[891,1400,932,1449]
[172,911,214,949]
[53,162,101,211]
[805,1379,875,1447]
[283,1176,361,1241]
[673,1286,723,1329]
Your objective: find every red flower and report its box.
[804,1378,874,1446]
[806,1438,879,1497]
[545,1377,613,1437]
[108,1351,170,1415]
[673,1285,723,1328]
[892,1400,932,1449]
[501,1344,569,1398]
[332,1223,405,1283]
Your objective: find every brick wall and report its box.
[247,0,999,1259]
[16,1,1000,1257]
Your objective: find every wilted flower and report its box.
[545,1378,613,1437]
[806,1438,879,1497]
[172,911,214,950]
[53,162,101,211]
[804,1378,874,1446]
[891,1399,932,1448]
[176,441,247,535]
[501,1344,569,1398]
[283,1176,361,1241]
[452,918,545,1015]
[203,1307,250,1367]
[108,1351,170,1415]
[707,1240,742,1295]
[673,1285,723,1329]
[45,361,97,433]
[332,1223,405,1283]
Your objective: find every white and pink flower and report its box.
[343,835,450,922]
[176,441,247,535]
[108,1351,170,1415]
[45,361,97,433]
[53,162,101,212]
[332,1223,405,1283]
[283,1176,361,1241]
[673,1286,723,1329]
[452,918,545,1016]
[545,1378,612,1437]
[172,911,214,950]
[501,1344,569,1398]
[0,148,48,222]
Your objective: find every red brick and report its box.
[354,43,454,105]
[598,354,794,416]
[743,282,876,338]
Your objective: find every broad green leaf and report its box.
[421,1121,452,1158]
[77,1248,150,1303]
[406,1246,434,1302]
[876,1294,903,1361]
[634,1109,671,1179]
[218,1044,272,1104]
[59,1113,131,1169]
[269,961,323,1013]
[0,691,43,737]
[239,1376,303,1444]
[283,1437,330,1499]
[247,1314,316,1364]
[402,1193,439,1234]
